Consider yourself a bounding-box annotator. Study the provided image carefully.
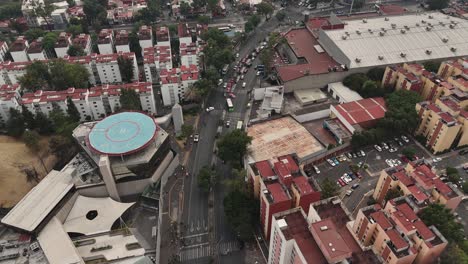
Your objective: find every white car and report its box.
[240,75,245,80]
[218,79,223,85]
[256,71,261,76]
[235,53,240,58]
[206,107,214,112]
[344,174,353,183]
[223,82,228,88]
[360,150,366,156]
[432,157,442,163]
[242,82,246,88]
[313,165,320,174]
[374,144,382,152]
[381,142,389,149]
[193,134,199,142]
[401,135,410,143]
[385,159,394,167]
[327,159,336,167]
[389,147,397,153]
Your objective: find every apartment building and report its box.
[115,30,131,53]
[0,61,31,85]
[180,42,199,68]
[138,25,153,56]
[438,58,468,80]
[373,160,463,211]
[160,65,198,106]
[351,197,448,264]
[54,32,72,58]
[10,36,29,62]
[0,84,21,125]
[97,29,115,55]
[27,38,48,61]
[72,34,92,56]
[178,23,193,45]
[143,45,173,84]
[155,26,170,47]
[0,41,8,62]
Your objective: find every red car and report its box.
[229,93,236,99]
[337,178,346,187]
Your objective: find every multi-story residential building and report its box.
[65,55,96,85]
[261,181,292,239]
[160,65,198,106]
[155,26,170,47]
[27,38,48,61]
[72,34,92,55]
[54,32,72,58]
[10,36,29,62]
[0,84,21,125]
[373,160,463,211]
[50,7,69,29]
[180,42,199,68]
[178,23,193,45]
[21,88,90,121]
[97,29,115,55]
[438,58,468,80]
[138,25,153,56]
[0,41,8,62]
[22,0,69,27]
[0,61,31,85]
[351,197,448,264]
[115,30,131,53]
[143,45,173,83]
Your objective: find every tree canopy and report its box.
[223,190,257,241]
[119,89,142,111]
[67,44,86,57]
[380,90,422,134]
[6,108,25,137]
[419,204,465,243]
[427,0,449,10]
[320,178,339,199]
[217,130,252,166]
[25,28,45,42]
[197,166,216,192]
[117,56,134,83]
[255,2,274,19]
[423,61,441,73]
[0,2,22,20]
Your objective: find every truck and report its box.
[222,64,229,75]
[236,121,243,130]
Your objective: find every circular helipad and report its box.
[88,112,157,156]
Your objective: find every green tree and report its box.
[117,56,134,83]
[6,108,25,137]
[462,182,468,194]
[423,61,441,73]
[249,14,261,27]
[225,168,247,192]
[18,61,51,91]
[427,0,449,10]
[217,130,252,166]
[0,2,22,20]
[66,24,83,37]
[255,2,274,19]
[198,166,215,192]
[34,112,54,135]
[440,243,468,264]
[360,80,384,98]
[192,79,214,97]
[384,188,403,201]
[244,21,254,33]
[402,147,416,159]
[180,2,191,17]
[129,31,142,59]
[343,73,369,91]
[276,10,286,21]
[259,48,273,74]
[42,32,58,55]
[197,15,210,25]
[181,124,193,138]
[67,44,86,57]
[223,190,256,241]
[207,0,218,13]
[366,68,385,82]
[419,204,465,243]
[320,178,338,199]
[49,59,90,90]
[119,89,142,111]
[25,28,45,42]
[446,167,461,183]
[83,0,107,25]
[66,97,81,123]
[21,105,36,130]
[23,130,47,172]
[380,90,422,135]
[49,135,76,162]
[134,6,160,25]
[32,1,55,31]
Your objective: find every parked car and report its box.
[389,147,398,153]
[351,183,360,189]
[225,120,230,127]
[242,82,246,88]
[346,153,353,159]
[432,157,442,163]
[327,159,336,167]
[374,144,382,152]
[194,134,199,142]
[313,165,320,174]
[385,159,394,167]
[346,189,353,196]
[360,150,366,156]
[206,107,215,112]
[240,75,245,80]
[381,142,389,149]
[401,135,410,143]
[337,179,346,186]
[332,157,340,165]
[397,140,404,146]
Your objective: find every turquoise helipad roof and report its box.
[88,112,157,156]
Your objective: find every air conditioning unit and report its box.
[378,55,384,60]
[391,23,396,29]
[442,38,448,43]
[404,25,410,30]
[384,17,389,21]
[416,23,420,27]
[449,24,455,29]
[342,35,347,40]
[426,27,432,31]
[362,19,367,23]
[379,32,385,36]
[355,58,361,63]
[421,20,426,24]
[400,29,406,34]
[428,15,433,19]
[320,226,329,231]
[356,30,361,35]
[426,50,432,55]
[451,47,457,52]
[400,53,406,58]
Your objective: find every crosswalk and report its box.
[179,244,212,262]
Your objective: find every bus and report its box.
[236,121,243,130]
[226,98,234,112]
[218,27,231,32]
[222,64,229,75]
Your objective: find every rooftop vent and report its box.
[426,27,432,31]
[400,53,406,58]
[384,17,389,21]
[356,30,361,35]
[362,19,367,23]
[400,29,406,34]
[421,20,426,24]
[321,226,329,231]
[451,47,457,52]
[379,31,385,36]
[439,21,445,26]
[426,50,432,55]
[391,23,397,29]
[404,25,410,30]
[368,29,373,34]
[449,24,456,29]
[428,22,432,26]
[355,58,361,63]
[345,31,350,36]
[378,55,384,60]
[416,23,420,27]
[428,15,434,19]
[442,37,449,43]
[341,35,347,40]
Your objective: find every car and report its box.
[342,174,352,184]
[242,82,247,88]
[401,135,410,143]
[223,82,228,89]
[336,10,344,14]
[357,151,363,157]
[360,150,366,156]
[206,107,215,112]
[240,75,245,80]
[346,189,353,196]
[348,172,356,180]
[357,161,364,168]
[346,153,353,159]
[394,159,402,166]
[397,140,404,146]
[381,142,389,149]
[218,79,223,85]
[352,152,357,158]
[193,134,199,142]
[374,144,382,152]
[394,137,400,142]
[225,120,230,127]
[432,157,442,163]
[256,71,261,76]
[327,159,336,167]
[385,159,394,167]
[351,183,360,189]
[337,179,346,187]
[332,157,340,165]
[313,165,320,174]
[339,154,347,161]
[356,172,362,179]
[229,93,236,99]
[389,147,398,153]
[235,53,240,58]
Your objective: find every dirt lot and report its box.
[0,135,57,208]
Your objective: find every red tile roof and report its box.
[274,161,292,181]
[369,211,393,230]
[255,160,275,178]
[396,203,418,222]
[292,176,315,195]
[334,97,387,125]
[386,229,408,250]
[407,185,428,202]
[392,170,414,187]
[414,220,435,241]
[21,88,88,104]
[267,183,290,204]
[278,155,299,173]
[310,219,352,261]
[433,178,453,197]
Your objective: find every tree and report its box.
[462,182,468,194]
[49,135,76,162]
[23,130,47,173]
[446,167,461,183]
[34,112,54,135]
[180,2,191,17]
[21,105,36,130]
[224,190,256,241]
[32,1,55,31]
[366,68,385,82]
[207,0,218,13]
[25,28,45,42]
[249,14,261,27]
[440,243,468,264]
[49,59,90,90]
[134,7,160,25]
[198,166,215,192]
[217,130,252,166]
[66,97,81,123]
[360,80,384,98]
[119,89,142,111]
[423,61,441,73]
[66,24,83,37]
[276,10,286,21]
[129,31,142,59]
[117,56,134,83]
[402,147,416,159]
[181,124,193,138]
[67,44,86,57]
[83,0,107,25]
[6,108,25,137]
[256,2,274,19]
[0,2,22,21]
[427,0,449,10]
[343,73,369,91]
[419,204,465,243]
[192,79,214,97]
[380,90,422,134]
[225,168,247,192]
[18,61,51,91]
[260,48,273,74]
[197,15,210,25]
[320,178,338,199]
[244,21,254,33]
[42,32,58,55]
[384,188,403,201]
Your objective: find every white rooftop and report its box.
[1,170,74,232]
[320,12,468,68]
[63,195,134,236]
[328,82,363,103]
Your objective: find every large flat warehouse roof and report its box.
[320,12,468,68]
[247,116,324,163]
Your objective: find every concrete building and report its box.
[178,23,194,45]
[72,34,92,56]
[0,84,21,126]
[0,61,31,85]
[55,32,72,58]
[373,160,463,211]
[50,7,69,29]
[253,86,284,119]
[138,25,153,56]
[180,42,199,68]
[10,36,29,62]
[115,30,131,53]
[438,57,468,79]
[160,65,199,106]
[0,41,8,62]
[172,103,184,136]
[27,38,48,61]
[327,82,362,103]
[143,45,173,83]
[155,26,170,47]
[350,197,448,264]
[97,29,115,55]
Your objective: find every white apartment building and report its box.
[115,30,131,53]
[0,84,21,125]
[97,29,115,55]
[27,38,48,61]
[10,36,29,62]
[178,23,193,45]
[160,65,198,106]
[155,27,170,47]
[143,45,172,84]
[72,34,92,55]
[138,26,153,56]
[54,32,72,58]
[180,42,199,68]
[0,61,30,85]
[50,7,69,29]
[0,41,8,62]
